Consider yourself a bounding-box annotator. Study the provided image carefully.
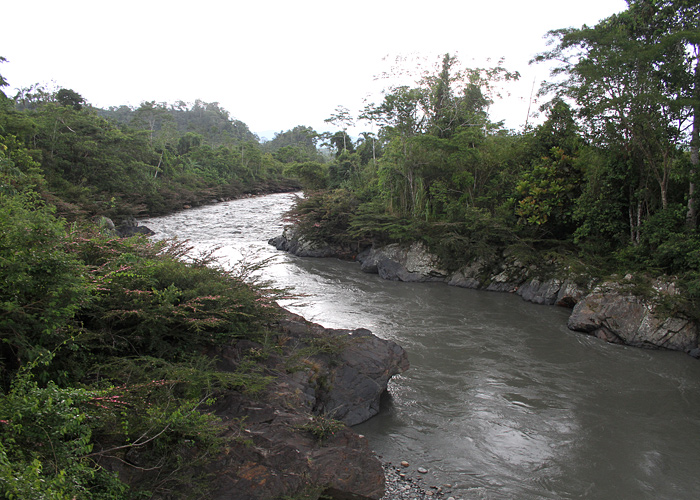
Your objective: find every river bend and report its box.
[141,192,700,500]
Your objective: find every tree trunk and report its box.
[686,104,699,227]
[686,50,699,228]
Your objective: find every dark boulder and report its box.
[268,228,349,258]
[115,216,154,238]
[568,285,699,353]
[275,312,410,425]
[198,311,409,499]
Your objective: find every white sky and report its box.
[1,0,628,139]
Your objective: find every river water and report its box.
[141,192,700,500]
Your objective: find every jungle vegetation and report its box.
[287,0,700,313]
[1,0,699,497]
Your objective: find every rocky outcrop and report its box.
[357,243,586,308]
[205,392,385,500]
[274,312,410,426]
[99,216,155,238]
[567,282,700,355]
[357,243,449,282]
[198,311,409,500]
[516,278,586,307]
[269,227,355,259]
[270,229,700,359]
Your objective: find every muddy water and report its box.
[141,193,700,500]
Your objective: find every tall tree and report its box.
[56,88,85,111]
[132,101,173,145]
[325,105,355,153]
[360,54,517,219]
[535,0,698,240]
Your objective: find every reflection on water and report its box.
[141,193,700,500]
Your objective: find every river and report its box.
[141,192,700,500]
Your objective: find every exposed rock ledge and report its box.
[269,230,699,358]
[110,310,409,500]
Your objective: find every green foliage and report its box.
[0,360,127,500]
[0,134,44,194]
[0,161,286,497]
[263,125,324,162]
[0,191,90,387]
[55,88,85,111]
[618,203,700,273]
[283,9,699,287]
[65,231,283,365]
[419,207,518,272]
[100,99,259,149]
[286,189,359,246]
[347,199,415,246]
[514,147,581,238]
[297,415,345,445]
[284,162,328,191]
[0,88,298,219]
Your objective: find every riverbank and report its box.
[135,192,700,500]
[0,193,409,500]
[380,460,462,500]
[269,227,700,359]
[196,310,410,500]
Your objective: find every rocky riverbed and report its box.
[380,461,462,500]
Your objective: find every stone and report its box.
[114,216,155,238]
[268,227,354,259]
[359,243,448,283]
[183,309,410,500]
[447,259,489,289]
[568,289,699,353]
[275,312,410,426]
[517,278,562,305]
[202,392,384,500]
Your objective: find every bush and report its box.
[0,365,127,500]
[0,191,91,388]
[1,170,283,497]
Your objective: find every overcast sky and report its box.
[1,0,628,139]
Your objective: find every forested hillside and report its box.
[1,74,307,221]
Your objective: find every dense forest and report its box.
[2,77,312,221]
[0,0,698,498]
[285,0,700,317]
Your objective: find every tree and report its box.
[56,88,85,110]
[0,56,8,101]
[360,54,518,219]
[284,161,328,191]
[514,147,581,237]
[177,131,203,155]
[534,0,697,241]
[132,101,173,145]
[327,130,355,156]
[13,82,59,110]
[265,125,320,152]
[324,105,355,154]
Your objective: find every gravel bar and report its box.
[380,461,463,500]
